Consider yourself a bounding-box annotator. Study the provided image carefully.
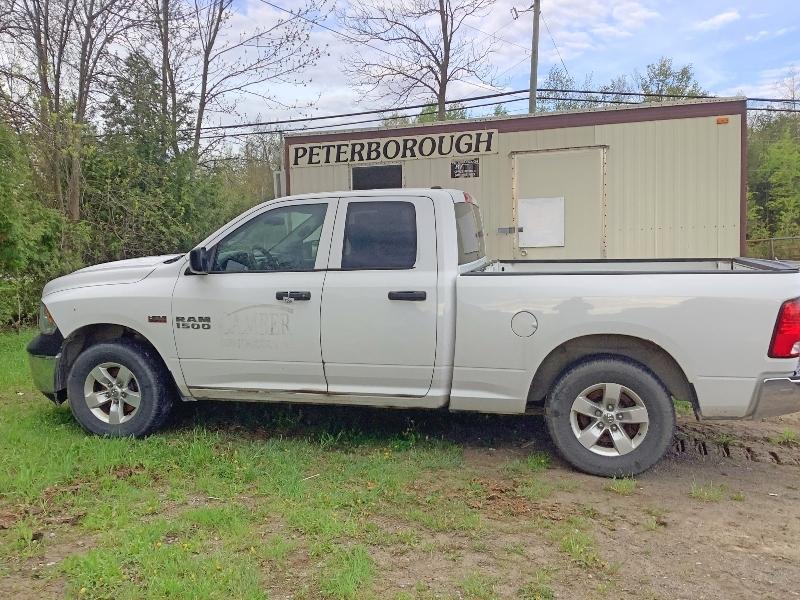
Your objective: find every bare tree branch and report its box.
[338,0,497,120]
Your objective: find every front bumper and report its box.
[26,331,66,403]
[749,374,800,419]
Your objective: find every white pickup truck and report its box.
[27,188,800,476]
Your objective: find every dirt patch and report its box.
[377,413,800,599]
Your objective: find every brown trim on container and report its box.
[740,110,748,256]
[284,141,292,195]
[284,100,747,146]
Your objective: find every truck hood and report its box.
[42,254,182,297]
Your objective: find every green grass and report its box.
[0,329,35,389]
[518,569,555,600]
[713,433,737,446]
[459,572,498,600]
[504,452,551,476]
[546,516,602,569]
[642,515,663,531]
[688,481,727,503]
[0,329,647,597]
[320,545,375,599]
[0,329,471,599]
[603,477,636,496]
[673,399,694,417]
[769,429,799,446]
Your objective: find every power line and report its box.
[541,12,569,79]
[462,22,530,52]
[190,88,530,133]
[749,107,800,113]
[497,54,532,79]
[185,91,800,140]
[91,87,798,141]
[195,95,661,141]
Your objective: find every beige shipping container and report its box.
[283,98,746,259]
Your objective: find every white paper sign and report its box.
[518,197,565,248]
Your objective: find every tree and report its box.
[748,113,800,240]
[151,0,196,157]
[539,66,600,112]
[491,104,509,117]
[381,99,467,126]
[417,100,467,122]
[0,0,138,220]
[339,0,498,121]
[186,0,326,159]
[636,57,706,101]
[0,124,75,328]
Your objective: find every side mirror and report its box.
[188,247,210,274]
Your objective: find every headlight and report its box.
[39,303,57,335]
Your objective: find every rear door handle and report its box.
[276,291,311,302]
[388,291,427,301]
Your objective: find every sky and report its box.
[223,0,800,130]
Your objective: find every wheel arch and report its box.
[57,323,178,399]
[527,334,698,416]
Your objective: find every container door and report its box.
[512,147,605,259]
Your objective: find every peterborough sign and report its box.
[291,129,498,167]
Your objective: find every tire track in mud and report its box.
[672,422,800,466]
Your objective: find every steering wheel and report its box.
[250,245,281,270]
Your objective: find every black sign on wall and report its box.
[352,164,403,190]
[451,158,480,178]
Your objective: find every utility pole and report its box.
[512,2,542,114]
[529,0,541,113]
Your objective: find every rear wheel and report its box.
[67,341,174,437]
[545,356,675,476]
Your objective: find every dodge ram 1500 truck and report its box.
[27,188,800,476]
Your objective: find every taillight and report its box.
[769,298,800,358]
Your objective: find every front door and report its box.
[321,195,438,397]
[172,198,336,396]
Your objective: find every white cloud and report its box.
[745,27,795,42]
[692,10,741,31]
[716,62,800,98]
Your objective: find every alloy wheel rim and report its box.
[569,382,650,457]
[83,362,141,425]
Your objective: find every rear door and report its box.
[321,195,438,397]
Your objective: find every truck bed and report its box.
[471,257,799,275]
[452,255,800,419]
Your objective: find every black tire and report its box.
[67,340,174,437]
[545,356,675,477]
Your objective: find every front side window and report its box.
[341,201,417,269]
[212,204,327,272]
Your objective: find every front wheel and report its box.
[67,341,174,437]
[545,356,675,477]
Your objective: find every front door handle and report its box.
[388,291,427,301]
[276,291,311,302]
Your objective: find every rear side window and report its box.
[455,202,486,265]
[341,201,417,269]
